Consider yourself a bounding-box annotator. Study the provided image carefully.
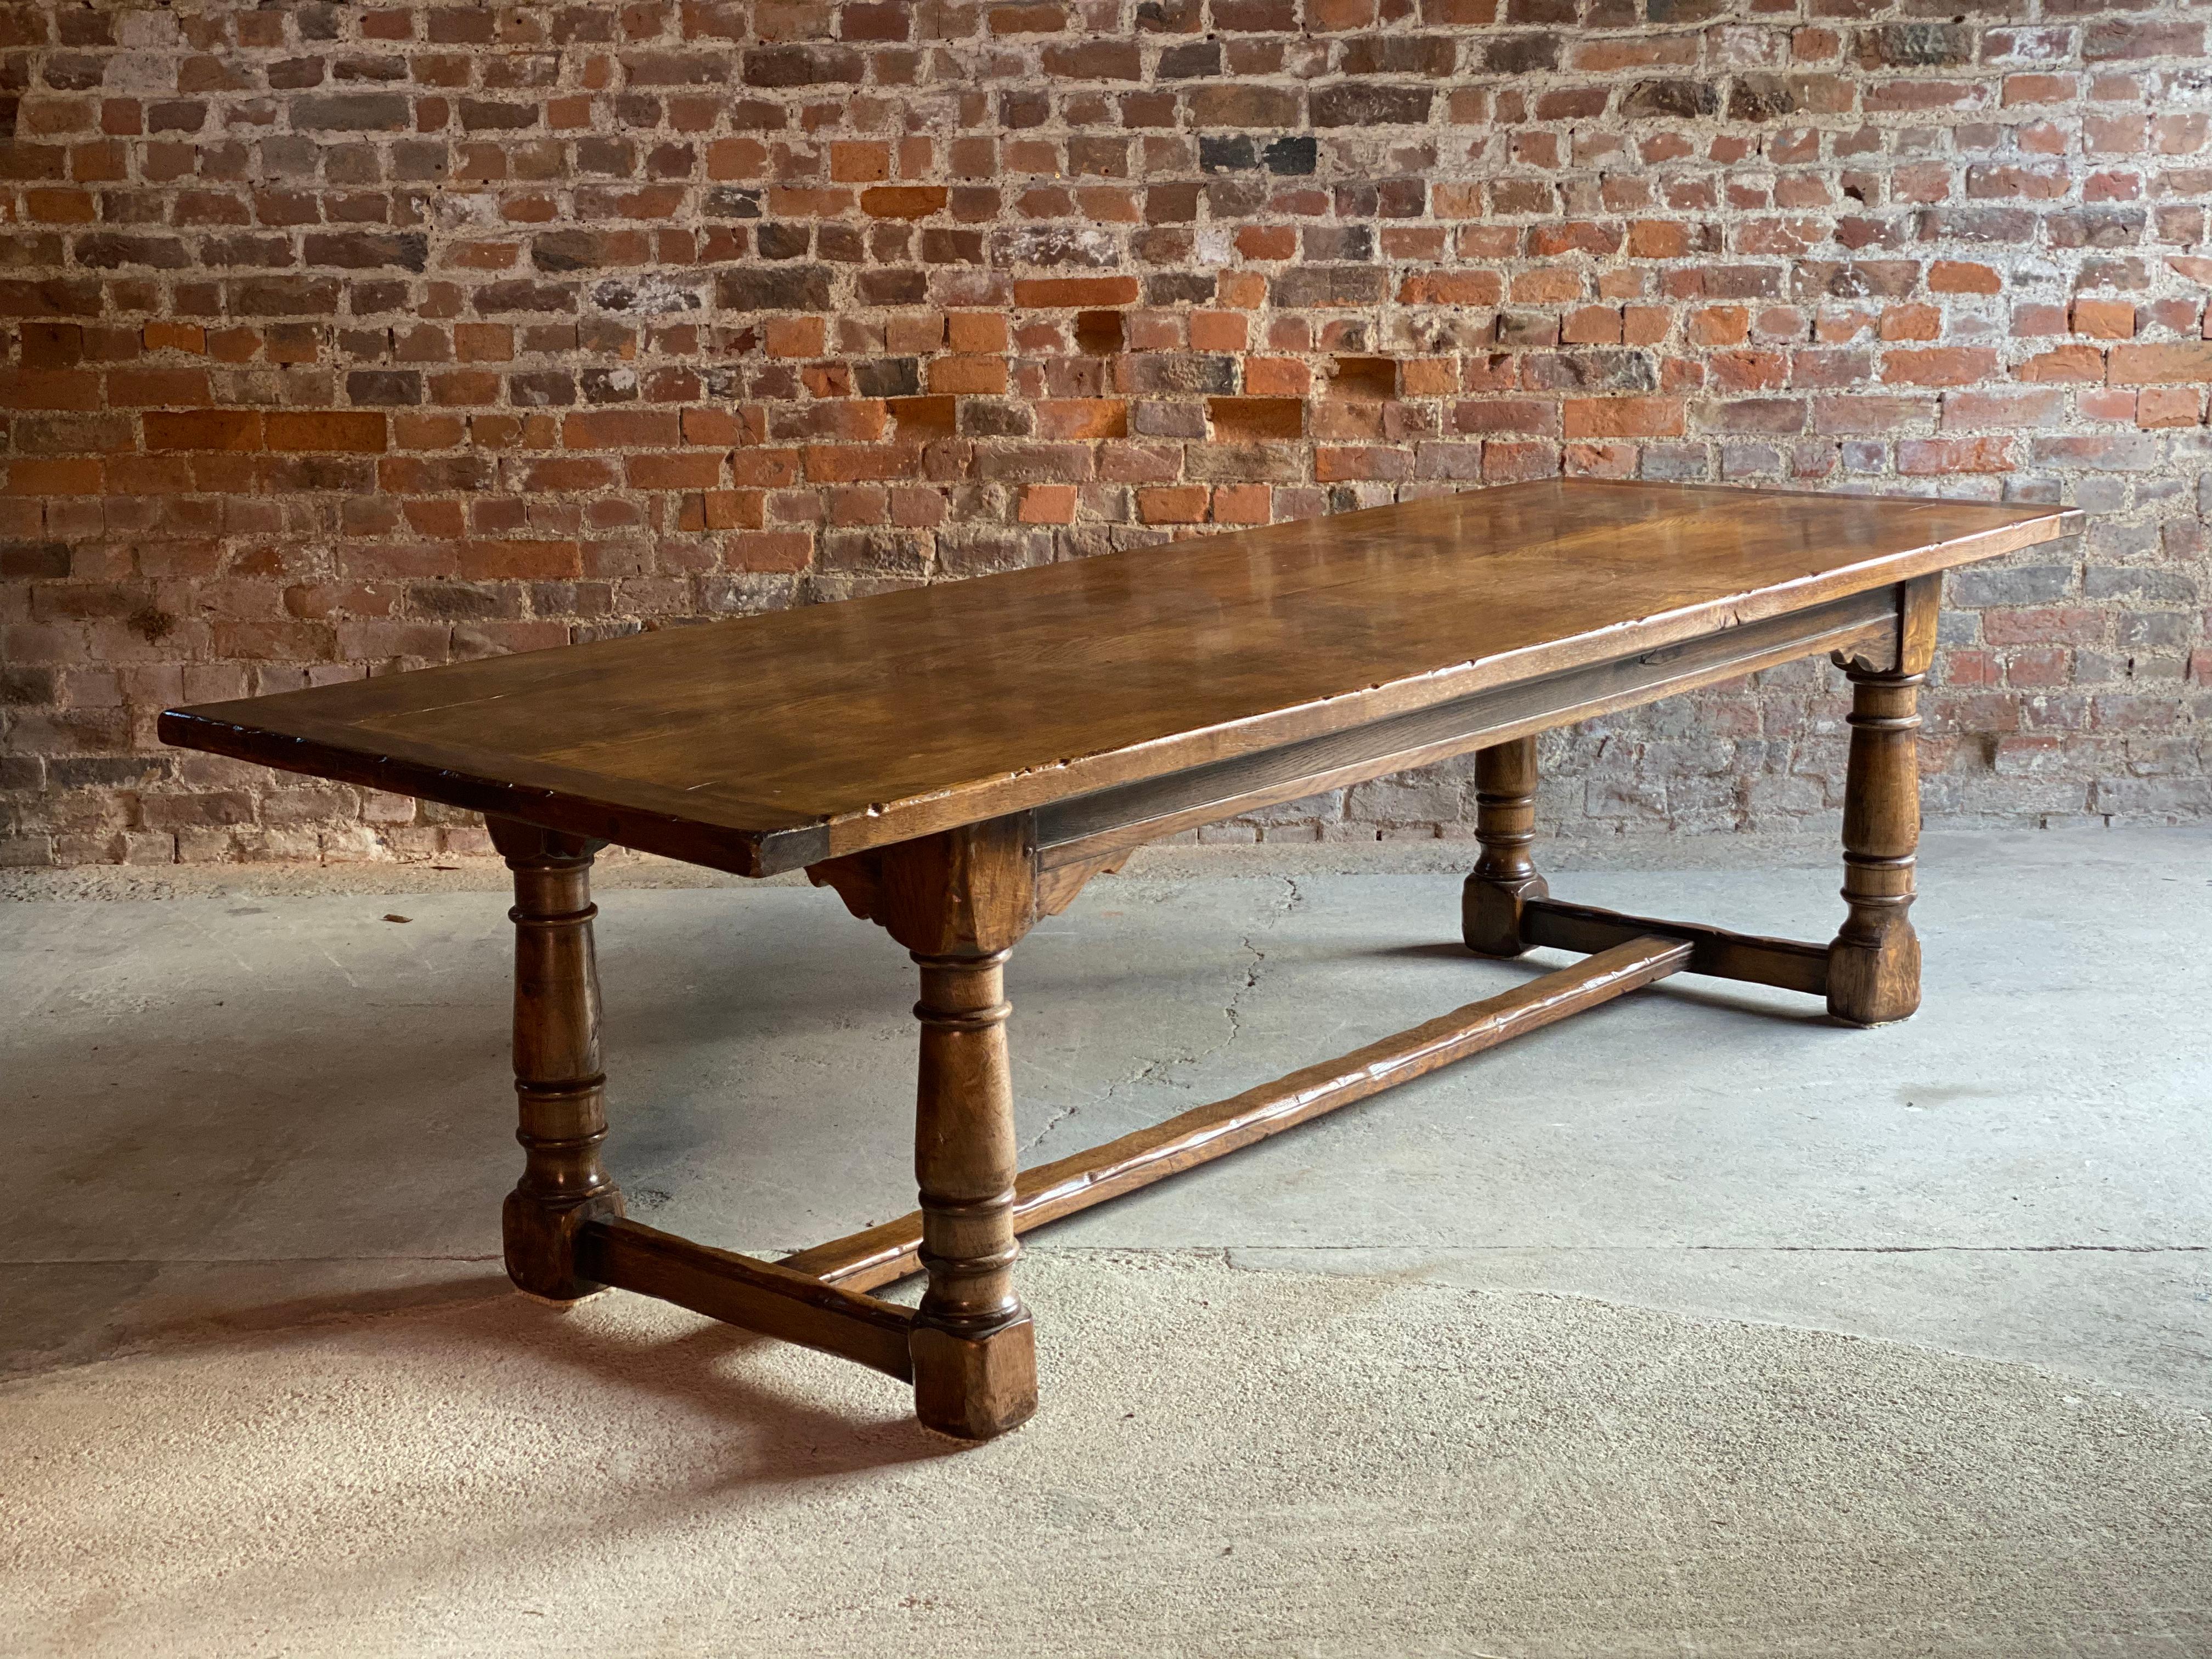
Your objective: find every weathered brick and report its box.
[265,411,387,453]
[716,265,834,311]
[292,93,410,129]
[144,409,263,451]
[1311,84,1435,127]
[1013,275,1139,307]
[1562,397,1685,439]
[2108,342,2212,385]
[0,0,2199,866]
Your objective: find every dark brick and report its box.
[856,358,922,398]
[1620,79,1719,119]
[1186,83,1301,126]
[1199,135,1258,172]
[1339,36,1457,76]
[757,223,812,260]
[741,45,864,86]
[1482,35,1559,73]
[230,277,343,315]
[1857,24,1973,68]
[73,234,189,270]
[1727,75,1798,121]
[42,54,108,91]
[1272,266,1388,307]
[49,756,174,788]
[510,370,577,406]
[960,400,1033,437]
[704,187,764,219]
[347,369,422,405]
[532,231,628,273]
[1146,272,1216,305]
[304,232,428,272]
[857,268,927,305]
[473,280,578,314]
[0,541,70,578]
[715,265,835,311]
[623,51,737,85]
[0,665,59,704]
[409,583,518,620]
[293,93,411,129]
[1312,84,1435,126]
[1156,41,1221,77]
[1135,0,1202,29]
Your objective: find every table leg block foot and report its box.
[1825,936,1921,1028]
[504,1192,624,1302]
[1462,878,1545,958]
[911,1315,1037,1441]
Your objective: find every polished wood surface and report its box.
[1521,898,1831,996]
[779,935,1694,1295]
[160,481,2076,876]
[579,1216,916,1381]
[488,816,624,1301]
[1032,586,1898,874]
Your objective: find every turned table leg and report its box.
[807,817,1042,1439]
[909,945,1037,1440]
[1827,665,1923,1026]
[487,816,625,1300]
[1463,735,1549,957]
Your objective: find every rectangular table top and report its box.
[161,479,2076,874]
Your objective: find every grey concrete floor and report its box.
[5,825,2210,1412]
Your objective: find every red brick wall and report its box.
[3,1,2207,865]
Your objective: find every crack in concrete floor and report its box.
[1018,873,1305,1159]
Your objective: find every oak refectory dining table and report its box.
[160,478,2079,1441]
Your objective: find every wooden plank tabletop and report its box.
[160,479,2078,875]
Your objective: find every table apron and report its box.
[1033,585,1897,870]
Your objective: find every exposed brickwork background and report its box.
[3,0,2209,865]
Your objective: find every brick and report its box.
[2017,345,2107,383]
[929,356,1009,394]
[1137,485,1208,523]
[1928,260,2002,295]
[765,317,825,358]
[2108,342,2212,384]
[145,409,263,450]
[1562,397,1686,439]
[2137,386,2203,429]
[1209,397,1302,439]
[2072,299,2136,340]
[265,412,387,453]
[1018,484,1078,523]
[1212,484,1270,523]
[1882,347,1998,386]
[1013,275,1141,308]
[562,410,684,448]
[1898,436,2015,474]
[1036,399,1128,438]
[860,186,949,219]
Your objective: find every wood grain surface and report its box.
[159,480,2077,874]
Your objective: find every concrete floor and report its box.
[7,826,2212,1654]
[6,826,2210,1406]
